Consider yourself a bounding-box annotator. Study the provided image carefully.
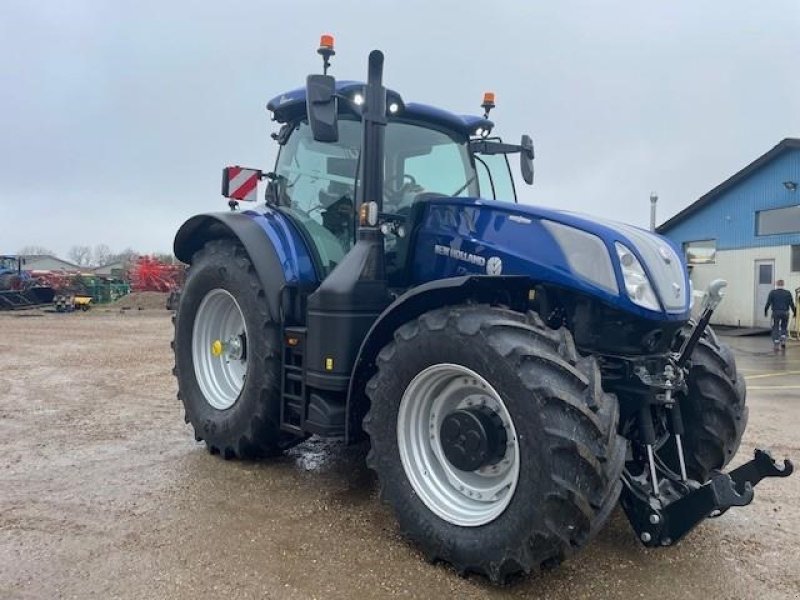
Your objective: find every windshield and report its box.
[384,122,477,212]
[0,257,18,272]
[274,120,478,210]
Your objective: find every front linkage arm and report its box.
[675,278,727,369]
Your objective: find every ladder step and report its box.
[281,324,308,434]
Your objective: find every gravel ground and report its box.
[0,311,798,599]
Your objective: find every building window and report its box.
[792,245,800,272]
[683,239,716,265]
[756,205,800,236]
[758,263,773,284]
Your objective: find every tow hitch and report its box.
[622,279,794,547]
[621,449,793,547]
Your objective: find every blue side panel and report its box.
[661,148,800,250]
[411,198,689,322]
[242,209,318,286]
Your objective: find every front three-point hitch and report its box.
[622,448,793,547]
[621,279,794,547]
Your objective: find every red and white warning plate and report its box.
[224,166,261,202]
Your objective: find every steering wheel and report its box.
[384,174,418,204]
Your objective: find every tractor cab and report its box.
[0,255,23,291]
[260,80,532,282]
[0,255,22,276]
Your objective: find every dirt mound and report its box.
[112,291,168,310]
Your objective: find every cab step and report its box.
[280,325,346,438]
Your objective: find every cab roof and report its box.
[266,80,493,137]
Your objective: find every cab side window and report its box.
[475,152,515,201]
[275,121,361,275]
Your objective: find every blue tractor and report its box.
[0,255,55,310]
[172,39,792,582]
[0,256,23,291]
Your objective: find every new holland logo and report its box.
[434,245,504,275]
[486,256,503,275]
[434,244,486,267]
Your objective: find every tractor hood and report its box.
[411,197,691,321]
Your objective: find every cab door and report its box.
[274,120,361,278]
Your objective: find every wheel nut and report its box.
[649,514,660,525]
[641,532,652,543]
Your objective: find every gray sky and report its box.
[2,1,799,257]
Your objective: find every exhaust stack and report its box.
[650,192,658,231]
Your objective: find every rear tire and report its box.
[664,332,748,482]
[364,305,625,583]
[172,239,301,459]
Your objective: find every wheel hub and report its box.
[440,407,508,471]
[396,363,520,527]
[191,289,248,410]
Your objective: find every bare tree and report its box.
[93,244,112,266]
[153,253,177,265]
[18,245,55,256]
[109,247,139,267]
[68,245,93,267]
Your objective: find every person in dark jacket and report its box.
[765,279,796,350]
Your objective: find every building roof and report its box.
[21,254,81,269]
[266,80,494,137]
[657,137,800,233]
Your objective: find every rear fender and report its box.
[344,275,531,443]
[174,210,317,321]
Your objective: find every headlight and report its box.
[615,242,660,311]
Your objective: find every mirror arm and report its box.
[470,140,522,156]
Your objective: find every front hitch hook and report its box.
[727,448,794,495]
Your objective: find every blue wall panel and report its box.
[661,148,800,250]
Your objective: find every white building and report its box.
[658,138,800,328]
[21,255,82,272]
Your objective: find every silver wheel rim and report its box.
[191,289,248,410]
[397,363,520,527]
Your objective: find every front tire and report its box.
[172,239,301,459]
[665,332,748,482]
[364,305,625,582]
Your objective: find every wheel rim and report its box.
[397,363,520,527]
[191,289,248,410]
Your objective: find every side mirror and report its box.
[306,74,339,142]
[520,134,534,185]
[221,166,262,202]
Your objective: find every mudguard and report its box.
[174,211,292,322]
[344,275,532,442]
